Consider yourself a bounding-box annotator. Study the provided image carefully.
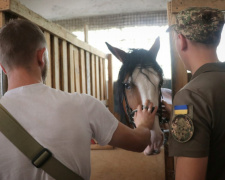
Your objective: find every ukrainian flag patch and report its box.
[174,105,188,115]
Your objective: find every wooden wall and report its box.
[0,0,114,113]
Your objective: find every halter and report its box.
[122,82,165,129]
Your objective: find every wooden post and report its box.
[86,51,91,95]
[103,59,107,100]
[171,0,225,13]
[44,31,52,87]
[84,24,89,43]
[52,36,60,90]
[95,56,100,100]
[61,40,68,92]
[0,12,6,96]
[68,44,75,93]
[80,49,86,93]
[91,54,96,97]
[0,0,10,10]
[100,58,104,100]
[74,47,81,93]
[107,54,114,113]
[168,4,188,98]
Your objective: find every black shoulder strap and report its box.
[0,104,83,180]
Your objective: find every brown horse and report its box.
[106,37,171,155]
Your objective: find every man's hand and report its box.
[109,100,158,152]
[133,100,158,130]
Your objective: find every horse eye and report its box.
[124,83,132,89]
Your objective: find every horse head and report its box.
[106,37,165,155]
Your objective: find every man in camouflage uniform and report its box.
[165,7,225,180]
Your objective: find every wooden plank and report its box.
[0,12,7,96]
[103,59,107,100]
[86,51,91,95]
[107,54,114,113]
[68,44,75,93]
[74,47,81,93]
[51,36,60,90]
[91,54,96,97]
[99,58,104,100]
[84,24,88,43]
[43,31,52,87]
[167,2,188,97]
[0,0,10,11]
[8,0,107,59]
[167,1,173,26]
[60,40,68,92]
[171,0,225,13]
[95,56,100,100]
[80,49,86,93]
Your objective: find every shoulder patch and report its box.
[174,105,188,114]
[170,114,194,143]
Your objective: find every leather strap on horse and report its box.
[0,104,83,180]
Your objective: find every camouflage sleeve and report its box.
[169,89,212,157]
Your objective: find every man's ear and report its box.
[37,47,46,67]
[0,64,7,75]
[178,34,188,51]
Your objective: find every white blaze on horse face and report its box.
[132,67,163,155]
[132,67,160,106]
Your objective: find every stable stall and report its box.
[0,0,166,179]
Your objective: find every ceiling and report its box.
[18,0,169,21]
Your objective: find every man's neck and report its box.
[7,68,42,91]
[188,47,219,75]
[190,58,219,75]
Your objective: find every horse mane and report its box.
[116,49,163,124]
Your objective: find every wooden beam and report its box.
[86,52,91,95]
[0,0,10,11]
[167,2,189,96]
[100,58,104,100]
[6,0,107,59]
[68,44,75,93]
[107,54,114,113]
[171,0,225,13]
[84,24,88,43]
[103,59,107,100]
[95,56,100,100]
[44,31,52,87]
[74,47,81,93]
[0,12,7,96]
[80,49,86,94]
[91,54,96,97]
[61,40,68,92]
[52,36,60,90]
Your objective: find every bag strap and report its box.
[0,104,83,180]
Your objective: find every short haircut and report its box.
[0,19,46,71]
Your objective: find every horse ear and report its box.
[149,37,160,60]
[105,42,127,63]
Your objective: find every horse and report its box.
[106,37,171,155]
